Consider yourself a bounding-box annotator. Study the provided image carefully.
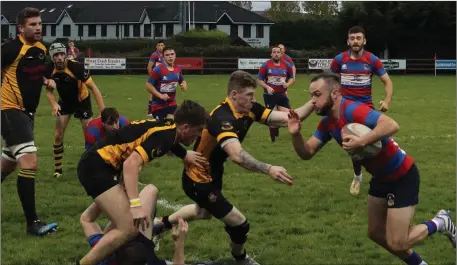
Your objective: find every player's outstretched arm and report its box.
[122,152,144,201]
[265,100,314,127]
[86,80,105,111]
[222,139,293,185]
[288,110,323,160]
[379,73,393,112]
[172,218,188,265]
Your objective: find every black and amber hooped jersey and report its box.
[89,119,178,170]
[186,98,272,183]
[44,59,92,105]
[1,35,47,112]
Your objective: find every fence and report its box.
[82,57,456,75]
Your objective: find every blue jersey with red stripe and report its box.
[313,98,414,182]
[84,116,130,149]
[282,54,294,66]
[148,64,184,112]
[330,50,386,105]
[258,59,294,94]
[149,51,164,68]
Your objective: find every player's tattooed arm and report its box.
[222,139,271,174]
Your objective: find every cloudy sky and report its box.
[251,1,271,11]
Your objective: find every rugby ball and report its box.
[341,123,382,161]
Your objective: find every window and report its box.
[209,24,217,30]
[195,24,203,29]
[133,24,140,37]
[154,24,163,37]
[63,25,71,37]
[243,25,251,38]
[116,24,119,37]
[88,25,96,37]
[144,24,151,37]
[42,24,47,36]
[256,25,264,38]
[78,25,83,37]
[51,25,56,36]
[124,24,130,37]
[230,25,238,36]
[101,25,107,37]
[166,24,173,37]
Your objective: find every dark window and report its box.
[209,24,217,30]
[243,25,251,38]
[230,24,238,37]
[133,24,140,37]
[63,25,71,37]
[101,25,107,37]
[166,24,173,37]
[154,24,163,37]
[195,24,203,29]
[116,24,119,37]
[42,24,47,36]
[78,25,83,37]
[51,25,56,36]
[256,25,264,38]
[144,24,151,37]
[88,25,96,37]
[124,24,130,37]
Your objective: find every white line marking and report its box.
[156,199,185,211]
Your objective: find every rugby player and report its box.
[258,46,295,142]
[278,44,296,76]
[288,72,456,265]
[85,107,130,149]
[145,46,187,123]
[44,42,105,178]
[330,26,394,195]
[147,40,165,116]
[1,7,58,236]
[76,100,208,265]
[152,70,314,265]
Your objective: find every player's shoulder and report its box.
[334,51,347,60]
[364,50,380,63]
[210,100,236,121]
[66,59,83,71]
[2,37,22,53]
[87,117,102,127]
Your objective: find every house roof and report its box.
[1,1,274,24]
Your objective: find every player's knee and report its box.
[367,227,382,243]
[121,224,139,242]
[196,207,212,220]
[18,153,38,170]
[387,238,409,252]
[225,220,250,245]
[54,128,65,142]
[144,184,159,196]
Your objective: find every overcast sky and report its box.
[251,1,271,11]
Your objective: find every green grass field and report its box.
[1,74,456,265]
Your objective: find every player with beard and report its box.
[147,40,166,116]
[1,7,58,236]
[287,72,455,265]
[44,42,105,179]
[258,46,295,142]
[330,26,394,195]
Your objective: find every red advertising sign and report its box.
[175,58,204,70]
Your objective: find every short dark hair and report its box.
[16,7,40,26]
[157,40,164,44]
[310,72,341,90]
[116,242,149,265]
[162,46,174,54]
[348,26,365,37]
[101,107,120,124]
[174,100,209,127]
[227,70,257,95]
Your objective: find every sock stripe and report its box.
[18,169,36,179]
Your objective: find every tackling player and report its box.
[152,70,313,265]
[258,46,295,142]
[330,26,394,195]
[1,7,58,236]
[278,44,296,76]
[145,46,187,123]
[288,72,456,265]
[85,107,130,149]
[44,42,105,179]
[147,40,165,116]
[76,100,208,265]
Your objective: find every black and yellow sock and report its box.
[53,142,64,174]
[17,169,38,225]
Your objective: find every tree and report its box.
[230,1,252,11]
[263,1,302,21]
[301,1,339,18]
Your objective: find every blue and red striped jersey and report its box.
[148,64,184,112]
[313,98,414,182]
[84,115,130,149]
[149,51,164,68]
[330,50,386,105]
[258,59,294,94]
[282,54,294,66]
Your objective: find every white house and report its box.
[1,1,274,47]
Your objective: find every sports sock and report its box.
[403,251,427,265]
[269,128,276,141]
[88,233,104,247]
[17,169,38,225]
[353,161,362,176]
[232,249,247,260]
[53,142,64,174]
[161,216,173,230]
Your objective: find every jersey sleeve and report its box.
[285,55,294,66]
[250,102,272,124]
[1,41,18,69]
[330,56,341,73]
[258,62,268,81]
[370,54,387,77]
[313,117,332,144]
[71,61,92,83]
[43,62,54,79]
[207,115,238,145]
[178,66,184,83]
[135,130,174,163]
[149,53,157,63]
[286,63,294,79]
[84,124,100,149]
[147,66,161,86]
[119,116,130,127]
[346,103,382,129]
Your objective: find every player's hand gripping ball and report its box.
[341,123,382,161]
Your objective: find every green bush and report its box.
[174,29,231,47]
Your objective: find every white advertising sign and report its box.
[84,58,126,70]
[238,58,268,70]
[308,59,332,69]
[381,59,406,70]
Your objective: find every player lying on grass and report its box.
[76,100,209,265]
[80,184,189,265]
[287,72,456,265]
[152,70,314,265]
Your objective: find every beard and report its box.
[272,58,280,63]
[350,44,364,54]
[315,95,334,116]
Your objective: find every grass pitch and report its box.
[1,74,456,265]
